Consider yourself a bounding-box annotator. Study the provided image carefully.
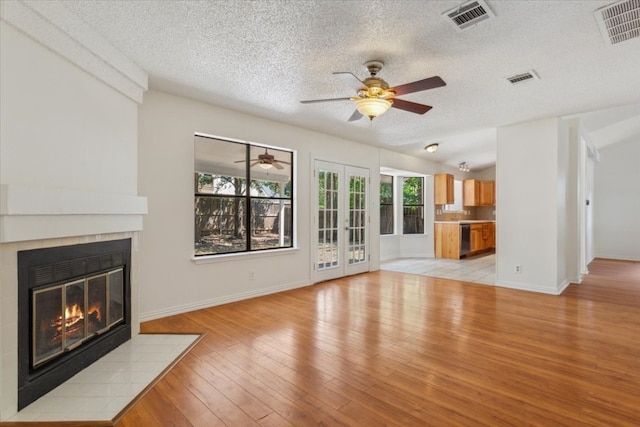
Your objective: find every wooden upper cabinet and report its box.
[463,179,495,206]
[434,174,454,205]
[463,180,480,206]
[480,181,495,206]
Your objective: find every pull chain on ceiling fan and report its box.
[300,60,446,121]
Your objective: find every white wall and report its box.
[593,139,640,261]
[0,21,147,243]
[496,117,574,294]
[137,90,382,320]
[562,119,580,284]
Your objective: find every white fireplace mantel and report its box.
[0,184,148,243]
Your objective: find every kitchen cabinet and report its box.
[480,181,495,206]
[463,179,495,206]
[434,174,454,205]
[434,222,460,259]
[481,222,495,250]
[435,221,496,259]
[470,224,483,252]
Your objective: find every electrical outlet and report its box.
[514,264,522,274]
[249,271,255,280]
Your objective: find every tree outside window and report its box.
[380,175,394,235]
[403,177,424,234]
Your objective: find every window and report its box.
[380,175,394,235]
[442,179,463,212]
[194,135,294,256]
[402,177,424,234]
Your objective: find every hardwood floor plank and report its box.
[181,352,272,420]
[114,258,640,426]
[155,369,227,427]
[170,363,260,426]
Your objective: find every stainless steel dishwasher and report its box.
[460,223,471,257]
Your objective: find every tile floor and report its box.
[7,333,200,423]
[381,253,496,285]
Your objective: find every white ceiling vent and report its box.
[594,0,640,46]
[506,70,539,85]
[443,0,495,31]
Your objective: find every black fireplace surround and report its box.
[17,239,132,410]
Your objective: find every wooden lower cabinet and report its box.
[470,224,483,252]
[435,222,495,259]
[481,222,495,250]
[434,223,460,260]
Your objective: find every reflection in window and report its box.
[194,135,294,256]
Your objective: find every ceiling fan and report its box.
[234,148,290,170]
[300,60,446,121]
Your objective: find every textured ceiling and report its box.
[61,0,640,171]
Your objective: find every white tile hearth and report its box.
[7,334,200,422]
[381,253,496,285]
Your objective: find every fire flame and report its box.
[61,304,84,328]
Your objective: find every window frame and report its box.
[194,134,295,257]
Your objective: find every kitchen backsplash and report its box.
[434,206,496,221]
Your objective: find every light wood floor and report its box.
[115,258,640,426]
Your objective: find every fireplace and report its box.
[17,239,132,410]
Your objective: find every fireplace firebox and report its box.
[18,239,132,410]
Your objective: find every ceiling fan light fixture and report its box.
[355,98,392,120]
[259,161,272,169]
[425,143,439,153]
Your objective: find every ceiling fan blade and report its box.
[391,98,433,115]
[234,159,260,163]
[348,110,363,122]
[272,162,284,170]
[391,76,446,96]
[250,161,260,168]
[273,160,291,165]
[300,97,352,104]
[333,72,366,90]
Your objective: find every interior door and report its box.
[314,160,370,282]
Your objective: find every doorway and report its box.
[313,160,370,282]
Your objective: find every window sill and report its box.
[192,247,299,264]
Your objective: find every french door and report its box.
[313,160,370,282]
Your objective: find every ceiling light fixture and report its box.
[425,143,439,153]
[458,162,470,172]
[259,161,272,169]
[354,98,392,120]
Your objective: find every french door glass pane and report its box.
[318,170,339,270]
[348,175,366,265]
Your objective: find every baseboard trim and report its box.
[494,280,564,295]
[593,255,640,262]
[139,279,311,322]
